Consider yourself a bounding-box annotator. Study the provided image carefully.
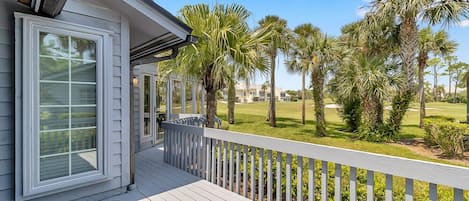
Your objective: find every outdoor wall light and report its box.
[132,76,139,86]
[17,0,68,18]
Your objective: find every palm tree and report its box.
[258,15,290,128]
[366,0,469,132]
[417,27,456,127]
[286,23,321,125]
[177,4,269,127]
[310,34,341,136]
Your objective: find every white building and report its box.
[223,82,291,103]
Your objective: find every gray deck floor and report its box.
[103,145,249,201]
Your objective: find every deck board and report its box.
[104,145,249,201]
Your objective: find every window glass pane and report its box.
[40,155,69,181]
[40,83,69,105]
[144,76,150,113]
[40,32,69,58]
[71,107,96,128]
[71,84,96,105]
[71,129,96,151]
[71,37,96,60]
[40,107,69,130]
[40,131,69,155]
[40,57,69,81]
[71,60,96,82]
[71,151,97,174]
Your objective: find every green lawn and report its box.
[216,100,467,166]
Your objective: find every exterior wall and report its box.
[0,0,130,200]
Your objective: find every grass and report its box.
[215,99,468,166]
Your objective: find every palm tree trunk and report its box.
[204,64,218,128]
[227,81,236,124]
[388,16,417,132]
[312,64,326,136]
[448,73,452,98]
[269,52,277,127]
[454,79,459,100]
[301,67,306,125]
[433,65,438,101]
[418,53,427,128]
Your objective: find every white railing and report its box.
[162,120,469,201]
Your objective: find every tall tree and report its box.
[258,15,290,127]
[286,23,321,125]
[417,27,456,127]
[427,57,442,101]
[366,0,469,132]
[444,55,458,98]
[177,4,269,127]
[450,62,469,100]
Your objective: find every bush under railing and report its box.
[162,118,469,201]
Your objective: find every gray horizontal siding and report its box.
[0,2,14,200]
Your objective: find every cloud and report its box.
[356,7,369,17]
[458,20,469,27]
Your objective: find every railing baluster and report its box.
[297,156,303,201]
[385,174,392,201]
[286,154,292,201]
[350,167,357,201]
[223,142,228,188]
[308,158,315,201]
[276,152,282,201]
[217,140,222,186]
[267,150,273,201]
[454,188,463,201]
[188,133,191,172]
[243,145,248,197]
[176,130,180,168]
[236,144,241,194]
[258,148,265,201]
[405,178,413,201]
[205,137,210,181]
[229,142,234,191]
[211,139,216,184]
[321,161,328,201]
[429,183,437,201]
[251,147,257,200]
[335,163,341,201]
[367,170,374,201]
[180,131,184,170]
[193,135,198,175]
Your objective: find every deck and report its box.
[104,145,249,201]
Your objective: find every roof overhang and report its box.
[103,0,196,62]
[17,0,68,17]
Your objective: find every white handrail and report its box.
[162,122,469,190]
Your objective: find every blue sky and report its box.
[158,0,469,90]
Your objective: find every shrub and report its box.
[423,116,468,157]
[357,124,397,142]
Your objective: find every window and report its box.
[19,15,112,197]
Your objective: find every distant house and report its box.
[222,82,290,103]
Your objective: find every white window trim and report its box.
[16,13,113,198]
